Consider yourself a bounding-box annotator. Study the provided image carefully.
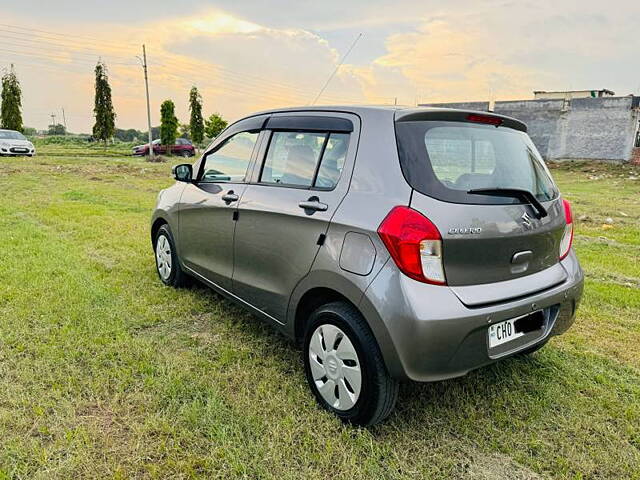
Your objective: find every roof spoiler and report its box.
[394,108,527,132]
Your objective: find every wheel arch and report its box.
[288,270,405,380]
[150,216,169,247]
[293,287,357,346]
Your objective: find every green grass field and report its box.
[0,154,638,479]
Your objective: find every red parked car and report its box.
[132,138,195,157]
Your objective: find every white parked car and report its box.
[0,129,35,156]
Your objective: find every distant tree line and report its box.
[0,61,229,155]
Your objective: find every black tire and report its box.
[181,150,191,158]
[303,301,399,426]
[154,224,190,288]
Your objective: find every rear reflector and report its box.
[377,206,446,285]
[559,198,573,260]
[466,113,503,126]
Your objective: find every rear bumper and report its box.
[360,250,583,382]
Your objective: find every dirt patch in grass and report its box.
[464,451,546,480]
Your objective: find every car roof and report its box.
[241,105,527,132]
[251,105,404,116]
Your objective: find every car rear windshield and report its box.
[395,120,558,205]
[0,130,26,140]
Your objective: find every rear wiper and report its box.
[467,188,548,219]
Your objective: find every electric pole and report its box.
[61,107,67,132]
[140,44,154,160]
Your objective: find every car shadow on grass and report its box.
[188,280,563,433]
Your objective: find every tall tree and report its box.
[160,100,178,154]
[204,113,228,139]
[92,61,116,144]
[1,65,23,132]
[188,86,204,145]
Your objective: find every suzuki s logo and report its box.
[521,212,534,229]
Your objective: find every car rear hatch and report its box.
[394,109,568,305]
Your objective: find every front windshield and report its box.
[396,120,559,204]
[0,130,26,140]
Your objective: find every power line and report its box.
[0,42,130,66]
[0,46,100,65]
[0,31,137,63]
[155,59,367,105]
[0,35,369,105]
[2,47,388,109]
[0,23,397,131]
[0,57,90,76]
[0,23,135,53]
[0,23,380,105]
[0,22,374,103]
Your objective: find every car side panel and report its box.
[286,109,413,336]
[233,112,361,323]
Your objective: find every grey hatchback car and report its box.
[151,106,583,425]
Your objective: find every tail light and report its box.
[559,198,573,260]
[377,206,446,285]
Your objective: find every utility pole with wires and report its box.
[61,107,67,131]
[137,44,154,160]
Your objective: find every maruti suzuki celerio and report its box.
[151,106,583,426]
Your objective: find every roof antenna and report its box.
[310,33,362,105]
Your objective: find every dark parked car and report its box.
[133,138,195,157]
[151,106,583,426]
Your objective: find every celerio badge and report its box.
[447,227,482,235]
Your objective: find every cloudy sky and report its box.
[2,0,639,132]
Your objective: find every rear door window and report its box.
[396,120,558,204]
[260,131,349,189]
[261,132,325,187]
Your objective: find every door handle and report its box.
[222,191,239,203]
[298,196,328,212]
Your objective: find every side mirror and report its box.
[172,163,193,182]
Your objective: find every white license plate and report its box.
[488,318,525,348]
